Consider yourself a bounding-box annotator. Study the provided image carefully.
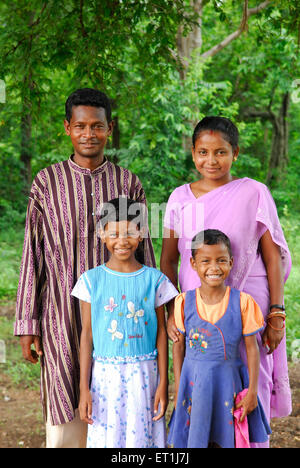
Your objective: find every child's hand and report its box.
[167,315,180,343]
[153,383,168,421]
[235,391,258,422]
[174,391,178,410]
[79,389,93,425]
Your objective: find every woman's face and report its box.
[192,130,239,183]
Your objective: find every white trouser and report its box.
[44,373,87,448]
[45,407,87,448]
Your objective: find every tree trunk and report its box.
[176,1,270,74]
[267,92,290,185]
[20,11,36,194]
[109,98,120,163]
[176,0,203,80]
[20,98,32,194]
[112,115,120,151]
[242,92,290,185]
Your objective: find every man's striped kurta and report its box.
[14,156,155,425]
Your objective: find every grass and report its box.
[281,212,300,358]
[0,217,299,388]
[0,226,24,300]
[0,224,41,389]
[0,314,41,389]
[284,267,300,358]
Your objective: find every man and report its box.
[14,88,155,448]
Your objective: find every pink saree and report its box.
[164,177,292,447]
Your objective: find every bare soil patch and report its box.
[1,301,299,448]
[0,363,299,448]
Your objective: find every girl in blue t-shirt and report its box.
[72,197,177,448]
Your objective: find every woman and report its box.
[160,116,292,448]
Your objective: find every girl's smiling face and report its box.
[192,130,239,183]
[101,220,141,262]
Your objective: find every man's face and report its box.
[64,105,113,160]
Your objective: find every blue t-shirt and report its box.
[72,264,178,363]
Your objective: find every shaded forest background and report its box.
[0,0,300,365]
[1,0,300,208]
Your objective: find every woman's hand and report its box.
[262,316,285,354]
[260,230,285,355]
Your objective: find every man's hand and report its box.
[20,335,43,364]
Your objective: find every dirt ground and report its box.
[0,302,299,449]
[0,362,299,449]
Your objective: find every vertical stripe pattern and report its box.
[14,157,155,425]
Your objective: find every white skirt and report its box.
[87,358,166,448]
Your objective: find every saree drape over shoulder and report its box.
[14,157,155,425]
[164,177,292,425]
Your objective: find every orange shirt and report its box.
[174,287,264,336]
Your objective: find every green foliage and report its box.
[0,228,24,300]
[280,208,300,357]
[113,59,240,201]
[0,0,299,389]
[0,316,40,389]
[272,107,300,213]
[0,0,299,206]
[202,1,300,195]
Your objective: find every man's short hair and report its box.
[65,88,112,123]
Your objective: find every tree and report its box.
[0,0,193,189]
[172,0,300,187]
[0,0,299,215]
[0,1,58,190]
[175,0,271,77]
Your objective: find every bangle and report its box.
[267,312,286,320]
[267,320,285,331]
[269,304,285,312]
